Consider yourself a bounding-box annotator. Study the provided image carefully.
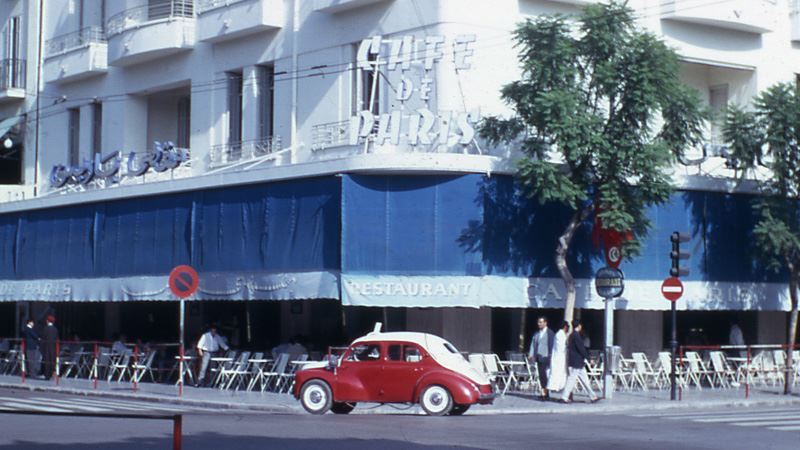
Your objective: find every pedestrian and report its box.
[546,320,570,394]
[528,316,555,399]
[41,315,59,380]
[729,322,746,358]
[561,319,599,404]
[195,324,229,387]
[21,318,41,377]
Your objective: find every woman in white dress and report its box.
[547,320,570,392]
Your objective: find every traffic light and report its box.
[670,231,690,277]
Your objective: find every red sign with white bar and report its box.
[661,277,684,302]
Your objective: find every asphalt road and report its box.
[0,389,797,449]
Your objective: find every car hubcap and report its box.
[304,386,325,410]
[424,387,447,413]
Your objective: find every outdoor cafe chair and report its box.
[468,354,486,375]
[107,353,131,382]
[507,352,535,392]
[132,350,157,384]
[631,353,659,390]
[60,346,85,378]
[684,351,713,388]
[280,354,309,394]
[261,353,290,392]
[708,351,738,388]
[210,350,238,388]
[219,351,251,391]
[482,354,510,394]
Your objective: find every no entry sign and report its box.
[661,277,684,302]
[169,265,199,299]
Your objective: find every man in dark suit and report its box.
[528,316,555,398]
[561,319,599,403]
[41,315,59,380]
[21,318,41,377]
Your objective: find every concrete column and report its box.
[616,310,663,359]
[104,303,121,340]
[241,65,261,143]
[756,311,787,345]
[190,72,224,173]
[406,308,491,353]
[103,95,146,154]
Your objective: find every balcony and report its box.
[314,0,392,14]
[208,137,282,169]
[43,27,108,84]
[196,0,283,43]
[661,0,776,34]
[106,0,195,67]
[0,59,26,103]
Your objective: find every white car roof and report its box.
[351,331,445,351]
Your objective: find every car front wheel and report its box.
[419,385,453,416]
[331,402,356,414]
[300,380,333,415]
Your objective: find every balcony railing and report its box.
[311,121,351,151]
[107,0,195,37]
[209,137,281,167]
[197,0,249,14]
[0,59,26,90]
[45,27,106,58]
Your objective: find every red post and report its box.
[20,340,26,384]
[55,339,60,386]
[678,346,684,401]
[93,343,98,390]
[745,345,751,400]
[133,345,139,392]
[173,415,183,450]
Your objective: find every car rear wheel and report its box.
[449,404,470,416]
[331,402,356,414]
[300,380,332,415]
[419,385,452,416]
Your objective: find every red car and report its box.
[293,329,494,416]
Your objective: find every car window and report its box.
[404,346,422,363]
[387,344,402,361]
[347,344,381,362]
[443,342,459,354]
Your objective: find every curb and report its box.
[2,381,799,415]
[0,382,300,414]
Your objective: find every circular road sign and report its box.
[661,276,684,302]
[169,265,199,299]
[605,245,622,269]
[595,267,624,298]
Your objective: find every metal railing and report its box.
[209,136,281,166]
[0,59,25,91]
[107,0,195,37]
[197,0,250,14]
[311,120,350,151]
[45,26,106,58]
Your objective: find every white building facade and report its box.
[0,0,797,354]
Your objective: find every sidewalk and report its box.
[1,374,798,415]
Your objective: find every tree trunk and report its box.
[556,207,591,323]
[785,267,798,395]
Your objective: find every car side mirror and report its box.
[326,356,338,371]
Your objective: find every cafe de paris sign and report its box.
[349,34,478,149]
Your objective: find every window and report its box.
[352,43,381,115]
[92,102,102,157]
[404,346,422,363]
[177,95,190,148]
[3,16,21,89]
[68,108,80,166]
[258,66,274,141]
[709,84,728,144]
[388,344,402,361]
[227,71,243,158]
[347,344,381,362]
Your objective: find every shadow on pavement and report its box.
[0,433,477,450]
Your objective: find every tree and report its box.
[479,1,706,322]
[723,83,800,395]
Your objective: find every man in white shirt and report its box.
[196,324,229,387]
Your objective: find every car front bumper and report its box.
[477,392,496,404]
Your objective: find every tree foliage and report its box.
[479,1,706,320]
[723,82,800,394]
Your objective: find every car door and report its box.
[380,343,427,403]
[334,343,384,402]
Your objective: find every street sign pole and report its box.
[670,298,677,401]
[179,298,185,397]
[169,265,199,398]
[603,296,614,400]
